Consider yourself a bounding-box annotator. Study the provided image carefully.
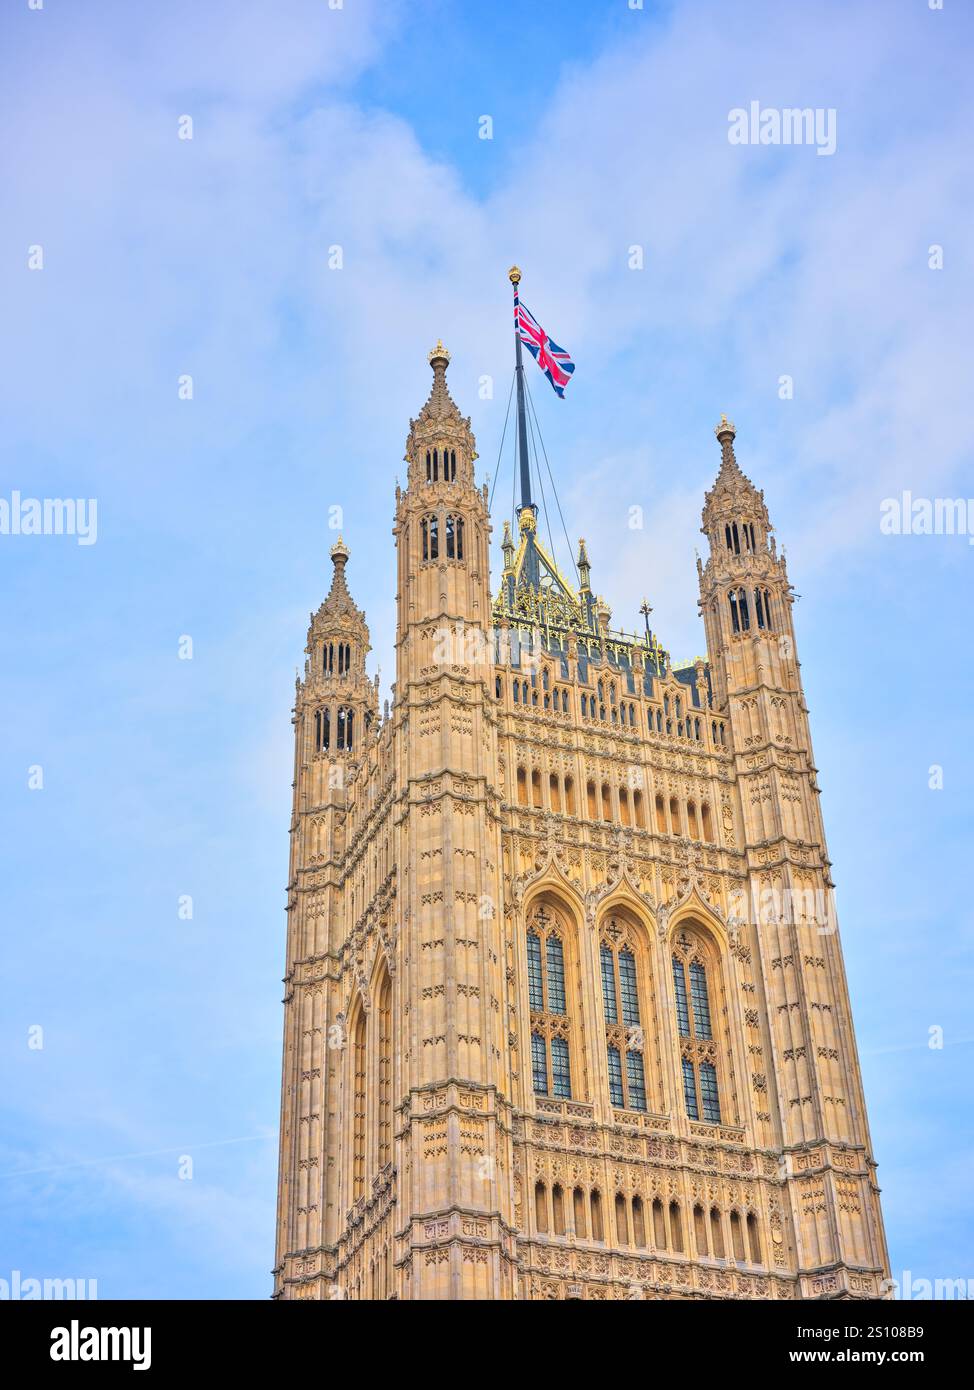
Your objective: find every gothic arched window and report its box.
[336,706,354,751]
[728,583,750,633]
[600,931,647,1111]
[672,935,721,1123]
[377,969,392,1169]
[729,587,750,633]
[421,514,439,561]
[526,907,574,1100]
[351,1006,367,1201]
[755,587,773,630]
[440,514,463,559]
[314,707,331,752]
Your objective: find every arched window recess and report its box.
[526,905,576,1101]
[671,928,723,1124]
[599,916,647,1112]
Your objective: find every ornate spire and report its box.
[303,533,372,715]
[404,341,476,486]
[501,520,516,571]
[326,533,350,594]
[702,415,770,536]
[318,534,365,630]
[713,415,750,486]
[418,340,460,422]
[577,537,591,590]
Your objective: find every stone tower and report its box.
[390,341,515,1298]
[697,418,889,1288]
[273,343,889,1302]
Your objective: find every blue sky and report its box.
[1,0,971,1298]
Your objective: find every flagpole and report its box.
[508,266,535,521]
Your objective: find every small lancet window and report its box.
[422,514,439,561]
[755,587,773,630]
[336,706,354,751]
[600,936,646,1111]
[527,910,573,1100]
[673,950,720,1122]
[729,587,750,633]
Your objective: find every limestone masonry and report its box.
[273,340,889,1301]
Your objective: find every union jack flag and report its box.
[515,292,575,398]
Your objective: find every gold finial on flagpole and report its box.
[508,266,521,285]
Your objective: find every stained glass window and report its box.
[689,961,712,1039]
[673,957,690,1037]
[699,1062,721,1123]
[551,1037,572,1099]
[600,945,617,1022]
[546,935,566,1014]
[607,1045,624,1108]
[619,948,640,1026]
[532,1032,548,1096]
[682,1057,699,1120]
[626,1050,647,1111]
[527,931,543,1011]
